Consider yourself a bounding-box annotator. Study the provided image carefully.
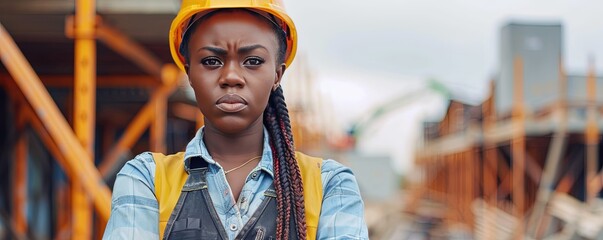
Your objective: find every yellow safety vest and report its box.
[152,151,323,239]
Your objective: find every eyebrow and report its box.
[197,45,268,56]
[198,46,227,55]
[238,44,268,54]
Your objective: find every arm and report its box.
[317,160,369,240]
[102,153,160,240]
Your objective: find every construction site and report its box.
[1,0,603,240]
[388,23,603,239]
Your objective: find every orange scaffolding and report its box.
[408,54,602,238]
[0,1,189,238]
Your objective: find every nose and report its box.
[219,60,245,88]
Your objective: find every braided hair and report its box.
[263,86,306,239]
[260,10,307,240]
[181,9,307,239]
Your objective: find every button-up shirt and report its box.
[102,127,368,239]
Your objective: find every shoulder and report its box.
[295,152,361,196]
[110,152,159,209]
[320,159,352,174]
[105,153,161,239]
[316,159,368,239]
[294,152,360,191]
[116,152,157,188]
[320,159,361,197]
[115,151,185,190]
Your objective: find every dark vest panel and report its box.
[163,157,296,240]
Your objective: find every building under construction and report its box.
[3,1,603,239]
[0,0,329,239]
[405,22,603,239]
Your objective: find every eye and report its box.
[243,57,265,66]
[201,57,223,66]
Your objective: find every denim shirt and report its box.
[102,127,369,239]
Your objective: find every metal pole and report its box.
[73,0,97,237]
[511,56,526,238]
[482,80,498,238]
[150,95,167,153]
[40,75,159,88]
[585,57,598,204]
[13,105,28,239]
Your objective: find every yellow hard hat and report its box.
[169,0,298,72]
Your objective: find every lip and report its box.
[216,94,248,113]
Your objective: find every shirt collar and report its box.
[183,126,274,178]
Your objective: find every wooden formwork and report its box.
[408,57,603,239]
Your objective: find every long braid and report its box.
[264,87,307,239]
[264,102,286,237]
[270,141,286,237]
[274,118,293,238]
[264,96,292,238]
[266,98,294,239]
[274,91,307,239]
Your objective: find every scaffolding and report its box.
[0,0,193,239]
[407,57,603,239]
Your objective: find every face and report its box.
[186,10,285,135]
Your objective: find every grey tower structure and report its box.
[497,22,563,117]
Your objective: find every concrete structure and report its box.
[498,22,563,117]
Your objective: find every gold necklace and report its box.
[223,156,262,174]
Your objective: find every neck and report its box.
[203,118,264,164]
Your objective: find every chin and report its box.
[211,118,257,135]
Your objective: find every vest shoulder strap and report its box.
[153,151,323,240]
[295,151,324,240]
[152,152,187,239]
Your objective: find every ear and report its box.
[273,63,286,91]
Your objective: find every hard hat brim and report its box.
[169,5,297,73]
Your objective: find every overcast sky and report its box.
[281,0,603,173]
[285,0,603,90]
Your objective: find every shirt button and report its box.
[251,172,258,179]
[229,224,238,231]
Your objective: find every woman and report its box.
[103,1,368,239]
